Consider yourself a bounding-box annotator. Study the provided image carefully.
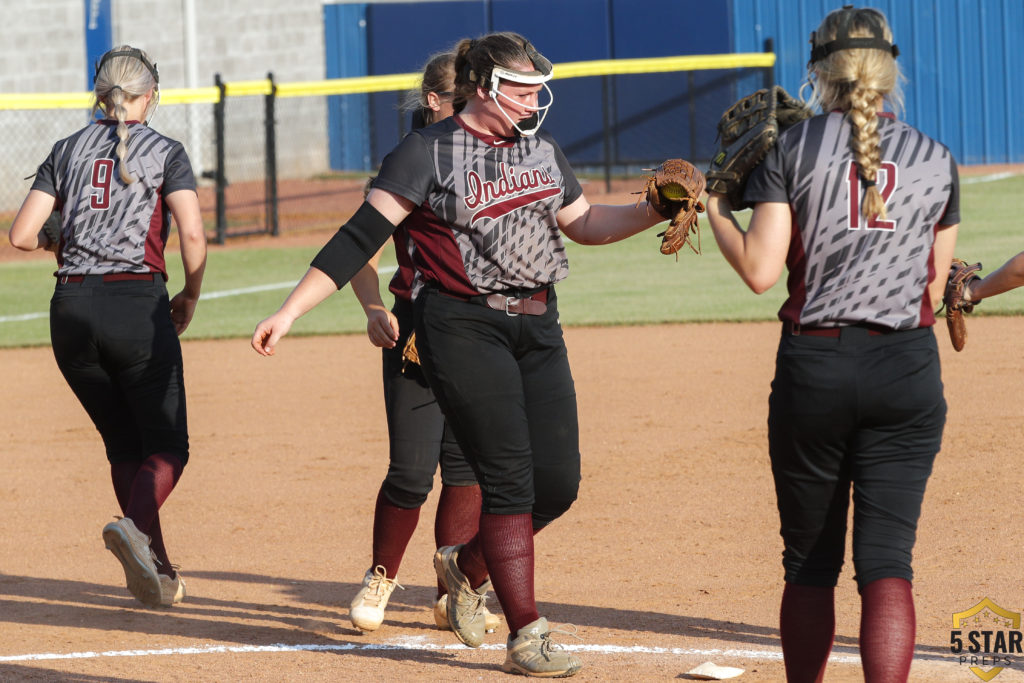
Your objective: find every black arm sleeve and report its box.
[310,202,397,289]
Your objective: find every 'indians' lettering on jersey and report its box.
[32,120,196,277]
[374,116,582,298]
[746,112,960,329]
[463,162,561,225]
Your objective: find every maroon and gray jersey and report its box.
[387,224,416,301]
[373,115,582,299]
[32,120,196,278]
[746,111,959,330]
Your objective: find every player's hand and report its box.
[365,307,399,349]
[251,311,295,356]
[169,290,199,336]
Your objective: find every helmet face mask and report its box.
[487,60,554,136]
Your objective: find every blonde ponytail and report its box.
[110,86,136,184]
[848,86,885,219]
[806,7,904,222]
[92,46,160,187]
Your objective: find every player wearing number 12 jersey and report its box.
[706,6,959,681]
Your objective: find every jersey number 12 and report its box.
[847,161,896,231]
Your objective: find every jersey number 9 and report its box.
[90,159,114,210]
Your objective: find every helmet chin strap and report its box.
[489,81,554,136]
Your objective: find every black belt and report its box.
[784,321,896,337]
[58,272,159,284]
[440,288,549,316]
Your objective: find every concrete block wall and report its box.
[0,0,329,212]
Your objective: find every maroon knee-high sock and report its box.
[780,583,835,683]
[860,578,915,682]
[123,453,183,531]
[371,488,420,578]
[113,454,183,577]
[434,484,482,597]
[477,512,538,634]
[456,517,545,592]
[456,533,488,588]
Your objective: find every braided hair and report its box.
[92,46,160,185]
[807,7,903,221]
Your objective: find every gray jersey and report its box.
[32,120,195,278]
[746,112,959,329]
[371,116,582,298]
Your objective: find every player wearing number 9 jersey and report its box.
[706,7,958,682]
[9,46,206,609]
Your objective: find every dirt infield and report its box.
[3,165,1024,680]
[4,317,1024,682]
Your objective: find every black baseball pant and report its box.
[49,277,189,465]
[768,325,946,590]
[379,297,476,509]
[413,286,580,529]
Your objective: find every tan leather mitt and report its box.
[638,158,706,256]
[943,258,983,352]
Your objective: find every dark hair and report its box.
[452,32,538,109]
[401,51,456,126]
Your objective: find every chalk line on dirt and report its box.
[0,638,864,663]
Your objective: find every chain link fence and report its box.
[0,51,774,242]
[0,97,217,236]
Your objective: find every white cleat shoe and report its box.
[350,565,403,631]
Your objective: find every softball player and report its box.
[9,46,206,609]
[346,51,499,635]
[706,8,958,681]
[252,32,666,677]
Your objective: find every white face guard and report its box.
[488,60,554,136]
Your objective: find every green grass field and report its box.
[2,173,1022,349]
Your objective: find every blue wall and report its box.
[324,4,371,170]
[325,0,1023,169]
[732,0,1024,165]
[329,0,738,170]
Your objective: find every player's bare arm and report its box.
[252,189,414,356]
[166,189,207,335]
[968,248,1024,301]
[556,195,663,245]
[706,195,790,294]
[928,224,960,309]
[350,244,400,349]
[8,189,57,251]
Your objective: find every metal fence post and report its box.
[687,71,697,160]
[265,71,279,237]
[602,75,612,193]
[763,38,775,88]
[213,73,227,244]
